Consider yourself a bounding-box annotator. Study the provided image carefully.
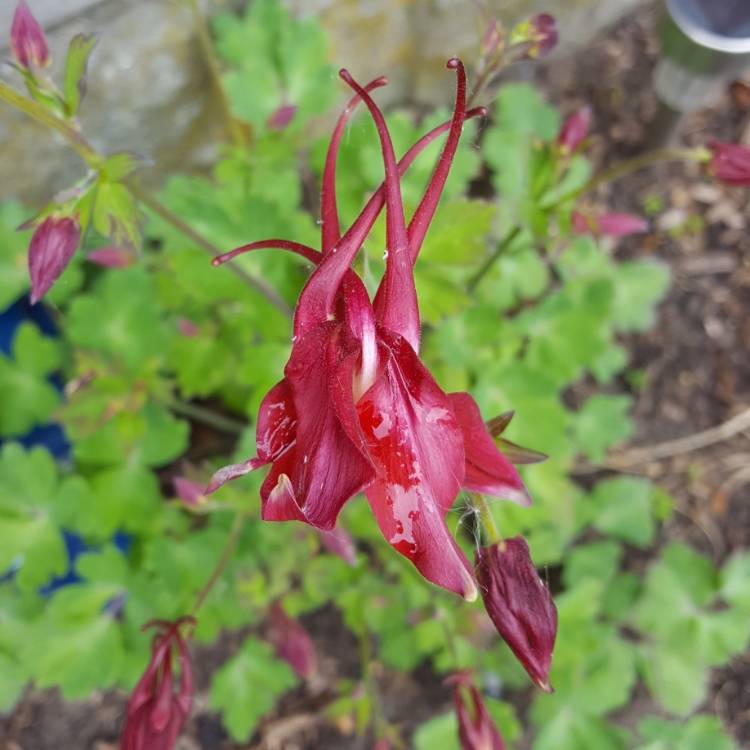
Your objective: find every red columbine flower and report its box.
[121,617,195,750]
[557,107,591,154]
[571,209,648,237]
[268,601,318,680]
[476,537,557,691]
[207,61,534,601]
[10,1,49,69]
[87,246,135,268]
[708,140,750,186]
[26,215,80,304]
[447,672,505,750]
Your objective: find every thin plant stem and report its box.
[168,397,245,434]
[185,0,248,148]
[471,492,501,545]
[467,225,521,292]
[566,146,708,202]
[0,81,292,317]
[191,511,246,615]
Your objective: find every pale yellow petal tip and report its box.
[462,576,479,602]
[536,678,554,694]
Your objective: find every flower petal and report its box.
[358,330,476,600]
[28,216,80,304]
[448,392,530,506]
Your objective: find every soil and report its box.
[2,3,750,749]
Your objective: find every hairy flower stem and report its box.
[0,82,292,317]
[185,0,248,148]
[471,492,501,546]
[191,511,246,615]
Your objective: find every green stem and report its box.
[186,0,248,148]
[127,182,292,317]
[471,492,501,545]
[0,81,292,317]
[168,398,245,435]
[467,225,521,292]
[0,80,100,167]
[191,511,246,615]
[567,146,708,201]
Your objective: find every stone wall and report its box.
[0,0,645,204]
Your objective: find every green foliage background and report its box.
[0,1,747,747]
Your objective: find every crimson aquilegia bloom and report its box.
[26,215,80,304]
[121,617,194,750]
[10,1,49,69]
[208,60,531,601]
[708,140,750,186]
[447,671,506,750]
[476,537,557,691]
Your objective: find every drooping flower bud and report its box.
[708,140,750,186]
[86,246,135,268]
[10,1,49,69]
[121,617,195,750]
[316,525,357,566]
[26,215,80,304]
[557,106,591,154]
[177,319,200,337]
[267,103,297,131]
[173,477,205,508]
[571,209,648,237]
[513,13,558,59]
[268,601,318,681]
[476,537,557,692]
[446,671,505,750]
[480,18,503,58]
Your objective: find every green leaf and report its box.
[414,712,460,750]
[533,711,628,750]
[563,541,622,588]
[0,202,32,310]
[587,477,657,547]
[571,394,633,463]
[66,268,168,371]
[63,33,97,116]
[637,714,737,750]
[420,199,496,266]
[0,323,61,437]
[611,261,670,332]
[91,180,141,248]
[210,637,297,741]
[720,551,750,612]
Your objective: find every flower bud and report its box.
[512,13,557,59]
[10,1,49,69]
[173,477,205,508]
[481,18,503,58]
[26,215,80,304]
[476,537,557,691]
[708,140,750,186]
[267,103,297,131]
[86,246,135,268]
[121,617,194,750]
[446,671,505,750]
[268,601,318,680]
[317,525,357,566]
[557,107,591,154]
[571,209,648,237]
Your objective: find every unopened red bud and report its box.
[268,103,297,131]
[173,477,205,508]
[571,209,648,237]
[476,537,557,691]
[10,1,49,68]
[317,525,357,565]
[708,140,750,186]
[27,215,80,304]
[528,13,558,58]
[269,602,318,680]
[446,671,505,750]
[557,106,591,153]
[87,246,135,268]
